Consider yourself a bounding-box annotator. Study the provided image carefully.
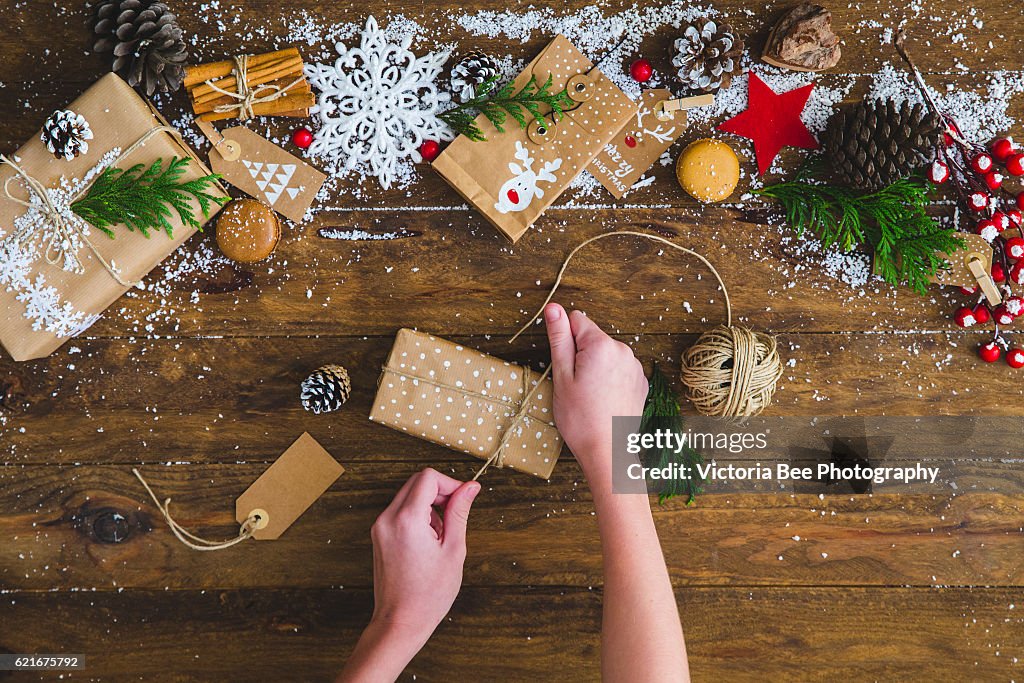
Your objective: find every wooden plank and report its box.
[1,463,1021,591]
[0,586,1020,681]
[2,332,1021,468]
[0,209,1000,340]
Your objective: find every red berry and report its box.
[290,127,313,149]
[927,160,950,184]
[993,262,1007,283]
[994,304,1016,325]
[1008,348,1024,368]
[1006,236,1024,260]
[960,284,978,295]
[1005,296,1024,317]
[972,152,994,174]
[973,304,991,324]
[984,172,1004,191]
[976,218,999,242]
[1007,208,1023,227]
[1017,191,1024,211]
[992,137,1016,161]
[954,306,979,327]
[979,341,1003,363]
[992,211,1011,231]
[1007,153,1024,176]
[418,140,441,162]
[969,192,990,211]
[629,59,653,82]
[1011,261,1024,286]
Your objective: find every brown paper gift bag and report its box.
[0,73,227,361]
[433,35,637,243]
[370,329,563,479]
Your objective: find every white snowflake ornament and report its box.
[305,16,453,189]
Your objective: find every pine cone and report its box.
[451,51,499,102]
[824,98,943,190]
[40,110,93,161]
[92,0,188,96]
[301,364,351,415]
[671,18,744,93]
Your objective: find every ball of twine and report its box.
[681,325,783,417]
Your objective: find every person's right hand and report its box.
[543,303,649,481]
[369,468,480,649]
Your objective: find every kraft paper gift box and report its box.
[432,34,637,243]
[370,328,563,479]
[0,72,227,361]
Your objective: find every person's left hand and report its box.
[368,468,481,648]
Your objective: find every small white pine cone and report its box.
[40,109,94,161]
[301,364,352,415]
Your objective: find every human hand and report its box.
[368,468,481,649]
[544,303,649,482]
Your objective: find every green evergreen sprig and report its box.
[753,172,964,294]
[71,157,226,239]
[639,363,704,506]
[439,74,574,142]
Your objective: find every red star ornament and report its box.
[717,72,820,175]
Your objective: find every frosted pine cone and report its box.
[301,364,352,415]
[671,18,744,93]
[40,110,93,161]
[450,51,499,102]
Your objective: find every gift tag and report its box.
[196,118,325,223]
[588,90,689,199]
[235,432,344,540]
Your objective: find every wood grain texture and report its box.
[1,587,1021,681]
[1,0,1022,679]
[0,463,1022,592]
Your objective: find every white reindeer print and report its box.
[494,141,563,214]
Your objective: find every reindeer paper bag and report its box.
[433,35,637,243]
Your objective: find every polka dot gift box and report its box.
[433,34,637,243]
[370,328,562,479]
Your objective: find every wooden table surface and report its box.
[2,1,1023,680]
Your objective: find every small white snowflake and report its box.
[15,273,99,337]
[305,16,453,189]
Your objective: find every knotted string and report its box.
[0,125,180,288]
[133,468,261,551]
[203,55,305,121]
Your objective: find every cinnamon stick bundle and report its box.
[184,47,315,121]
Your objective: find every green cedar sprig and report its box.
[439,74,574,142]
[639,363,704,506]
[71,157,226,239]
[753,172,963,294]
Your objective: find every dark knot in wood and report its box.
[0,375,25,410]
[71,504,150,544]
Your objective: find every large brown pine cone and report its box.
[92,0,188,96]
[824,98,943,190]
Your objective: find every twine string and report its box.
[511,230,781,418]
[509,230,732,343]
[0,125,181,288]
[133,468,260,551]
[472,365,552,481]
[204,55,305,121]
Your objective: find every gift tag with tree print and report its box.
[196,118,325,222]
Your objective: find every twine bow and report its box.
[0,125,180,288]
[204,55,305,121]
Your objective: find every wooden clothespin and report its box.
[655,94,715,121]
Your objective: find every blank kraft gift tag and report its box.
[588,90,686,198]
[196,119,326,222]
[236,432,345,540]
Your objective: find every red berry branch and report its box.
[895,29,1024,367]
